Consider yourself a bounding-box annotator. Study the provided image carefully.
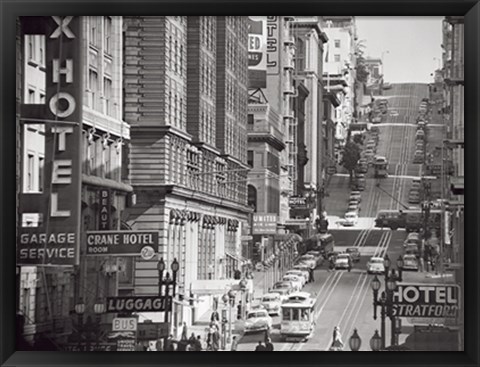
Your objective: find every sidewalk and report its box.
[188,269,280,350]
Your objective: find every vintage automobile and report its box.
[366,257,385,274]
[260,293,283,316]
[346,247,361,262]
[244,308,273,333]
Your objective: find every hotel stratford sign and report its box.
[18,16,83,265]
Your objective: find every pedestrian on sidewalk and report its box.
[254,341,266,351]
[211,310,220,323]
[194,335,203,351]
[265,337,274,351]
[237,301,242,320]
[230,336,238,351]
[181,322,188,341]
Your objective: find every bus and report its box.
[280,292,316,340]
[374,156,389,178]
[303,233,335,258]
[374,209,441,231]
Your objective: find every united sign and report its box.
[391,283,460,319]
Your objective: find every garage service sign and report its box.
[391,283,460,319]
[86,231,158,255]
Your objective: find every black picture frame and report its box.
[1,1,478,367]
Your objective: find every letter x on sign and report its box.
[51,16,75,39]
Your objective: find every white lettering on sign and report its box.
[19,247,75,260]
[51,127,73,151]
[52,59,73,83]
[51,193,71,217]
[50,16,75,39]
[49,92,76,118]
[20,232,76,244]
[112,318,138,332]
[52,160,72,184]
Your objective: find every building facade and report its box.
[123,16,250,335]
[291,16,328,217]
[322,17,357,169]
[17,16,129,348]
[442,15,464,351]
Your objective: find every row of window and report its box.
[89,16,113,55]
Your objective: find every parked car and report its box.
[260,293,282,315]
[355,178,366,191]
[404,243,419,256]
[244,308,273,333]
[347,203,360,213]
[374,156,388,164]
[404,232,421,247]
[272,281,294,295]
[343,212,359,227]
[297,254,317,269]
[389,110,399,117]
[367,257,385,274]
[402,254,419,271]
[292,264,314,279]
[346,247,361,262]
[357,164,368,174]
[335,253,352,270]
[285,270,308,286]
[282,275,303,291]
[408,192,421,204]
[350,193,362,202]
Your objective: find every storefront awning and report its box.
[225,252,250,266]
[189,279,253,295]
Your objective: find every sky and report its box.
[356,17,443,83]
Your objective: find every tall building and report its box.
[123,16,250,336]
[323,16,357,148]
[17,16,129,348]
[291,16,328,217]
[442,15,464,350]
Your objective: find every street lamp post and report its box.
[93,299,106,348]
[74,300,85,348]
[370,330,382,351]
[157,257,179,350]
[349,328,362,351]
[371,255,404,350]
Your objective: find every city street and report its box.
[236,83,437,351]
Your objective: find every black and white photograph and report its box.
[13,15,465,353]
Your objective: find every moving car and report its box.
[244,308,273,333]
[260,293,282,316]
[389,110,399,117]
[367,257,385,274]
[375,156,388,164]
[282,275,303,292]
[402,254,419,271]
[343,212,359,227]
[335,253,352,270]
[346,247,361,262]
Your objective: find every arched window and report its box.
[247,185,257,212]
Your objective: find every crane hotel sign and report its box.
[391,283,460,319]
[18,16,83,266]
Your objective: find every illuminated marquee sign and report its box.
[391,283,460,319]
[17,16,83,265]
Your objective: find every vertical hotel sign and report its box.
[266,16,280,75]
[248,17,267,89]
[17,17,83,265]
